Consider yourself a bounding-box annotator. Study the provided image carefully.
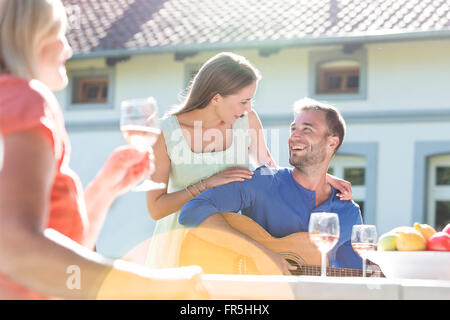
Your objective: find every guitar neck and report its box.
[181,213,385,278]
[292,265,381,277]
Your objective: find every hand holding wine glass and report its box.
[308,212,340,277]
[120,97,165,191]
[351,224,377,277]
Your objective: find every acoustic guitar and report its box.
[179,213,384,277]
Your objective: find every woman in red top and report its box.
[0,0,207,299]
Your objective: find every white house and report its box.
[57,0,450,259]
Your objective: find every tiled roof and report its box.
[63,0,450,57]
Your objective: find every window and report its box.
[436,166,450,185]
[317,61,360,94]
[309,47,367,100]
[344,167,365,186]
[329,155,367,219]
[67,68,114,110]
[428,155,450,230]
[73,77,108,104]
[436,201,450,230]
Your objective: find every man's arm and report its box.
[179,179,254,227]
[179,176,294,275]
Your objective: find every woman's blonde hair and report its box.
[0,0,67,80]
[169,52,261,116]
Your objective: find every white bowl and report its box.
[365,251,450,281]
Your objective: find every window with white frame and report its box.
[427,154,450,231]
[328,155,367,220]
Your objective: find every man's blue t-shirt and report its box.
[179,166,363,269]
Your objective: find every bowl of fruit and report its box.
[365,223,450,281]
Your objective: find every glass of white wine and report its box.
[308,212,340,277]
[351,224,377,277]
[120,97,165,191]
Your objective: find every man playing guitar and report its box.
[179,98,363,276]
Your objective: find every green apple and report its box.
[377,232,398,251]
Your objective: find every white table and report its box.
[203,274,450,300]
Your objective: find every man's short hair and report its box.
[293,97,346,153]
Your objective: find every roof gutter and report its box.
[71,29,450,60]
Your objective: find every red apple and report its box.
[427,232,450,251]
[443,223,450,235]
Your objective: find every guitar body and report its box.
[179,213,384,277]
[179,213,323,275]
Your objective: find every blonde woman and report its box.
[145,52,353,269]
[0,0,207,299]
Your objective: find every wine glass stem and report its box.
[362,258,366,277]
[321,251,327,277]
[131,146,154,192]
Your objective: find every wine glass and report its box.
[120,97,165,192]
[351,224,377,277]
[308,212,340,277]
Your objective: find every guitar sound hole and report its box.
[285,259,301,275]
